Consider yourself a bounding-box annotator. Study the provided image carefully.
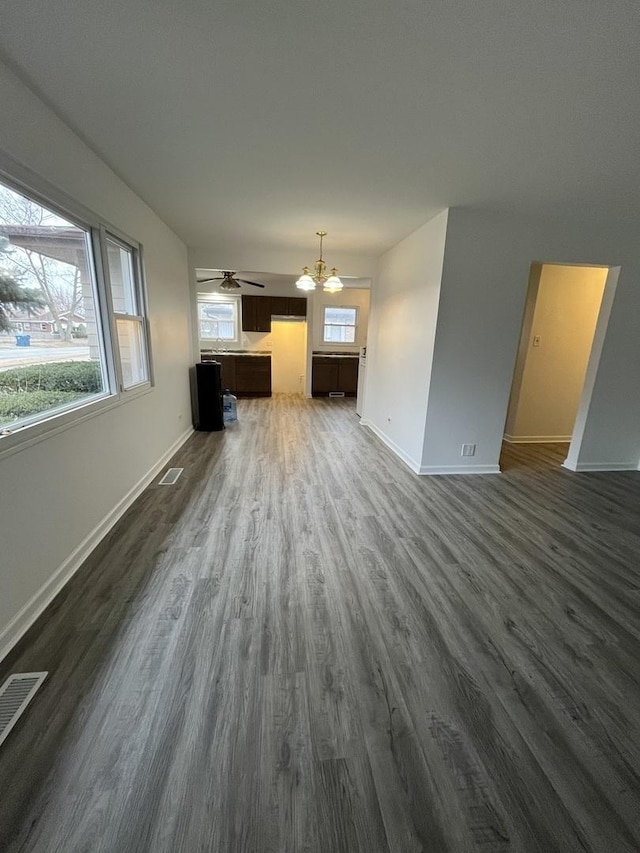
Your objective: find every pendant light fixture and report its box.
[296,231,344,293]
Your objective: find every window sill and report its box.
[0,383,153,463]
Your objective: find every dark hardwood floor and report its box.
[499,440,570,471]
[1,396,639,852]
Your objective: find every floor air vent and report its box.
[159,467,184,485]
[0,672,48,747]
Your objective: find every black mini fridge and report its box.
[194,361,224,431]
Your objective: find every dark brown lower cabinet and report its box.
[337,358,358,393]
[214,355,236,392]
[235,356,271,397]
[202,355,271,397]
[311,356,358,396]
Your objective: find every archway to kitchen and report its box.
[194,268,371,404]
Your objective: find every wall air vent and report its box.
[158,468,184,485]
[0,672,48,748]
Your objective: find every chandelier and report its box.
[296,231,343,293]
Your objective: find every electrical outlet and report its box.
[461,443,476,457]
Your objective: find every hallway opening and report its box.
[502,262,610,470]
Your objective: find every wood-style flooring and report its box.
[1,396,639,852]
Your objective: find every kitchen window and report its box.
[323,305,357,344]
[197,295,239,345]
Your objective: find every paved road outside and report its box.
[0,343,90,370]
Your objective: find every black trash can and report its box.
[193,361,224,431]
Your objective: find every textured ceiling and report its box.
[1,0,639,259]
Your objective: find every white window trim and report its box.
[197,293,241,348]
[99,228,152,392]
[0,152,154,458]
[322,304,358,346]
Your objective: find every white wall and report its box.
[505,264,607,442]
[0,60,193,658]
[363,210,449,471]
[420,208,640,473]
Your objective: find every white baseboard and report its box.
[0,426,194,665]
[361,421,501,476]
[418,464,501,475]
[360,420,421,473]
[562,460,639,472]
[503,433,572,444]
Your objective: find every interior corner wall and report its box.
[503,263,542,438]
[363,209,448,471]
[0,60,193,659]
[420,208,640,473]
[505,264,608,442]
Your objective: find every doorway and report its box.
[502,262,610,470]
[270,319,307,394]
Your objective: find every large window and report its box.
[0,171,150,441]
[323,305,357,344]
[198,295,238,346]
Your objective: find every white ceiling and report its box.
[1,0,639,259]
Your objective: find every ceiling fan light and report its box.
[220,278,240,290]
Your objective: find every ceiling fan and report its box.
[196,270,265,290]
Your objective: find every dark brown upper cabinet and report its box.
[241,294,271,332]
[241,295,307,332]
[269,296,289,316]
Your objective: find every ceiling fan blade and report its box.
[197,277,222,284]
[238,279,266,288]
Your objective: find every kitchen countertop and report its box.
[312,352,359,359]
[201,350,271,358]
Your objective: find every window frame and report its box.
[99,227,153,392]
[322,304,358,345]
[0,152,154,461]
[197,293,241,348]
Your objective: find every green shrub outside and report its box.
[0,390,84,421]
[0,361,103,393]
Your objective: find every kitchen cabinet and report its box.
[287,297,307,317]
[311,358,339,394]
[241,295,307,332]
[213,355,236,391]
[311,356,358,396]
[269,296,289,316]
[235,355,271,396]
[337,358,358,393]
[271,296,307,317]
[241,295,272,332]
[203,354,271,397]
